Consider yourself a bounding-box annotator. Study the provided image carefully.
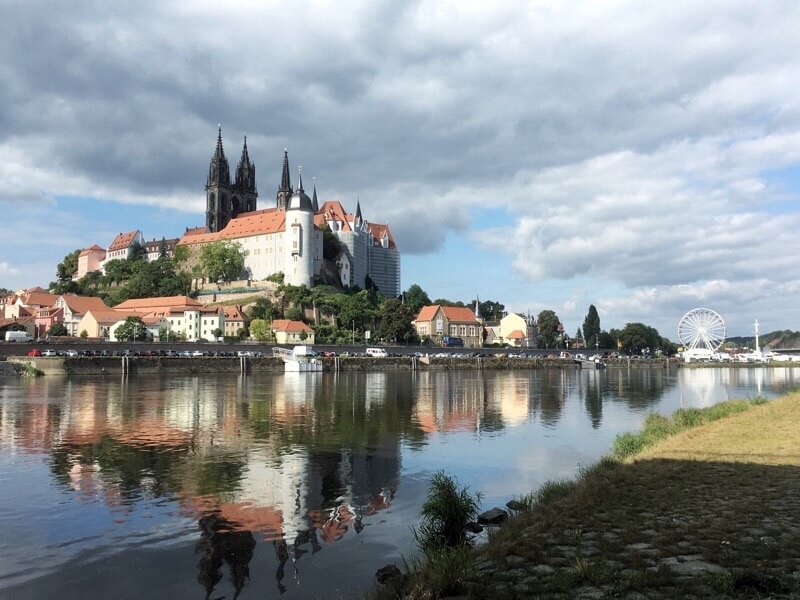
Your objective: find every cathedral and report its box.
[184,128,400,296]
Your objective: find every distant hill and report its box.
[725,330,800,350]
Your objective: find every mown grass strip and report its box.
[612,398,767,459]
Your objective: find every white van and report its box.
[365,347,388,358]
[4,331,32,343]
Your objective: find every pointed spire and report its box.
[475,295,481,318]
[355,199,363,227]
[311,177,319,213]
[215,124,225,158]
[297,166,304,192]
[280,148,291,192]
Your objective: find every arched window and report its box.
[208,193,216,212]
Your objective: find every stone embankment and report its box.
[3,355,676,376]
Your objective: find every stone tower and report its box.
[206,127,257,233]
[276,149,293,210]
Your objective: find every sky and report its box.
[1,0,799,338]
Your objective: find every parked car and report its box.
[42,349,57,357]
[27,349,42,357]
[65,350,79,357]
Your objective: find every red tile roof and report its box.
[271,319,313,333]
[366,222,397,250]
[108,230,141,252]
[315,200,353,232]
[79,244,106,257]
[113,296,203,310]
[184,226,209,236]
[59,295,110,314]
[21,291,58,308]
[507,330,526,340]
[415,305,479,324]
[223,306,246,322]
[177,209,286,246]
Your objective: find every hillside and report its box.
[726,329,800,350]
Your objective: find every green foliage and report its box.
[582,304,601,349]
[376,298,418,343]
[249,319,272,341]
[536,309,561,348]
[533,478,576,506]
[129,241,147,262]
[248,297,280,321]
[56,249,81,283]
[598,330,615,350]
[403,284,431,315]
[318,223,342,261]
[172,244,189,264]
[266,272,284,283]
[47,323,68,337]
[79,329,88,339]
[199,240,245,283]
[432,298,464,307]
[285,305,304,321]
[478,299,505,322]
[114,316,150,342]
[613,399,767,459]
[617,322,662,355]
[414,471,481,551]
[20,363,44,377]
[337,290,375,332]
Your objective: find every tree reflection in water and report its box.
[195,513,256,600]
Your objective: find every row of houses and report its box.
[76,232,177,279]
[0,289,316,345]
[411,305,538,348]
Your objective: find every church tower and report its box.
[276,149,293,210]
[233,135,258,215]
[206,126,233,233]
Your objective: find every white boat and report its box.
[273,345,323,372]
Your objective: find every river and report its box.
[0,366,798,599]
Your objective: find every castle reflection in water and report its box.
[1,366,798,597]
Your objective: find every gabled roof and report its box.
[271,319,313,333]
[20,291,58,307]
[114,295,203,310]
[366,222,397,249]
[108,230,141,252]
[177,209,286,245]
[415,305,480,324]
[84,309,128,325]
[507,330,526,340]
[59,295,110,314]
[223,306,247,322]
[79,244,106,257]
[315,200,353,232]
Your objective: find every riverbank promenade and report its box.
[456,393,800,599]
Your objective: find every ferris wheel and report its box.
[677,308,727,352]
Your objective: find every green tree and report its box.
[338,290,375,332]
[79,329,88,339]
[199,241,245,283]
[249,319,271,341]
[617,322,662,355]
[47,323,68,337]
[56,249,81,283]
[403,284,431,314]
[477,299,505,322]
[173,244,189,265]
[536,310,561,348]
[103,259,133,285]
[582,305,601,350]
[129,241,147,262]
[319,223,342,261]
[248,297,280,321]
[115,316,149,342]
[598,330,615,350]
[376,298,418,343]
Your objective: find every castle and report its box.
[177,128,400,296]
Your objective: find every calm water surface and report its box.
[0,367,798,599]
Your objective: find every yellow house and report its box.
[498,313,536,347]
[271,319,315,344]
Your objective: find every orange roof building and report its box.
[270,319,315,345]
[113,295,223,342]
[413,305,483,348]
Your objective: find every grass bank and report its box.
[378,393,800,599]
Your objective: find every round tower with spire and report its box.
[284,168,315,286]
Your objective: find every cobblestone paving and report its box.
[461,400,800,599]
